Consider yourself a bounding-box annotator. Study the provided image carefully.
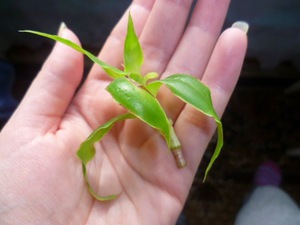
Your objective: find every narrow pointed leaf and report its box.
[20,30,127,79]
[124,13,143,73]
[204,122,223,181]
[106,77,171,146]
[150,74,223,180]
[77,113,135,201]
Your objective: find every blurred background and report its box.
[0,0,299,224]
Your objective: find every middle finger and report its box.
[158,0,231,120]
[139,0,194,75]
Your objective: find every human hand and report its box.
[0,0,247,224]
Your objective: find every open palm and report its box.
[0,0,247,224]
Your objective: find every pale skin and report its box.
[0,0,247,224]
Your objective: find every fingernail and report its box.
[231,21,249,34]
[57,22,67,36]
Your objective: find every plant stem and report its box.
[169,122,186,168]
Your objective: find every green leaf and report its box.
[19,30,127,79]
[143,72,159,85]
[106,77,171,146]
[76,113,135,201]
[159,74,219,119]
[150,74,223,180]
[205,122,223,181]
[124,13,144,74]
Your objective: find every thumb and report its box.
[9,23,84,134]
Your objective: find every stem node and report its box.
[172,147,186,168]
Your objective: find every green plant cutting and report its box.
[20,13,223,201]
